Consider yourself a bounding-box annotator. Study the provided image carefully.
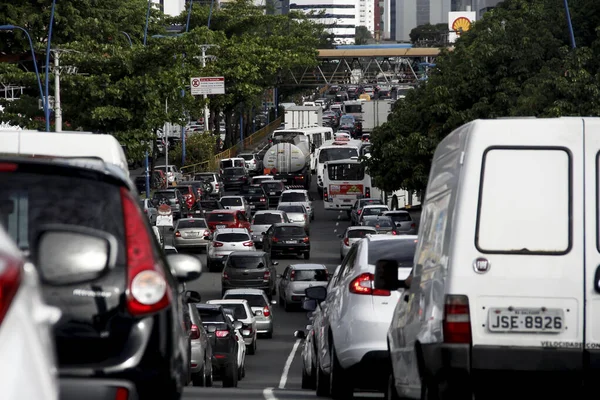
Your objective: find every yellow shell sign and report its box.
[452,16,471,35]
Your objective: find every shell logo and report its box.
[452,16,472,35]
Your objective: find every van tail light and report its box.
[349,273,390,296]
[365,187,371,198]
[443,295,472,344]
[290,270,296,281]
[323,188,328,201]
[243,241,254,247]
[115,387,129,400]
[174,231,181,237]
[223,271,229,280]
[215,330,230,338]
[260,197,266,202]
[0,253,23,327]
[263,270,271,281]
[190,324,201,340]
[262,306,271,317]
[203,230,210,237]
[121,188,171,316]
[303,237,310,243]
[272,237,279,243]
[343,237,349,246]
[213,242,224,247]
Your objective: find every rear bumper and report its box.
[271,243,310,254]
[60,378,139,400]
[255,319,273,333]
[222,281,270,293]
[173,238,209,248]
[346,350,390,390]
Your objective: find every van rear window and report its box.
[476,148,571,254]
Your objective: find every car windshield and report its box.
[275,226,305,236]
[164,247,178,254]
[364,218,393,228]
[280,193,306,202]
[216,233,250,242]
[221,197,242,206]
[223,294,266,308]
[363,207,387,216]
[207,213,235,222]
[197,309,226,324]
[292,269,328,281]
[227,256,266,269]
[177,219,207,229]
[194,174,214,181]
[347,229,375,238]
[367,240,418,265]
[387,213,412,222]
[176,186,190,194]
[253,213,283,224]
[223,168,245,176]
[318,147,358,163]
[278,205,304,214]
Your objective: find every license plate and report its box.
[286,240,297,244]
[217,225,226,229]
[343,199,352,203]
[250,205,256,209]
[185,232,199,238]
[270,192,276,195]
[488,308,564,333]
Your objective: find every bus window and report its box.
[327,163,365,181]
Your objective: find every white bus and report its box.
[315,138,361,197]
[271,127,333,172]
[323,159,374,213]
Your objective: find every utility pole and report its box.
[197,45,218,131]
[53,51,62,132]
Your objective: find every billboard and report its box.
[448,11,476,43]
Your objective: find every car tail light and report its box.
[262,306,271,317]
[323,188,328,201]
[223,271,229,280]
[213,242,224,247]
[349,273,390,296]
[443,295,472,344]
[243,241,254,247]
[174,231,181,237]
[357,209,362,215]
[260,197,266,202]
[215,330,229,338]
[343,237,349,246]
[0,162,18,172]
[411,223,416,229]
[303,214,307,221]
[290,270,296,281]
[121,188,170,316]
[115,387,129,400]
[272,237,279,243]
[303,237,310,243]
[392,230,398,235]
[190,324,201,340]
[203,230,210,237]
[365,187,371,198]
[0,253,23,327]
[263,270,271,281]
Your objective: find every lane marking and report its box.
[279,339,301,389]
[263,387,278,400]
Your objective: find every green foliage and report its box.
[409,23,448,46]
[355,26,373,45]
[169,132,217,169]
[367,0,600,193]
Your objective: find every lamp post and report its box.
[44,0,57,132]
[121,31,133,47]
[563,0,576,49]
[0,25,45,120]
[143,0,152,45]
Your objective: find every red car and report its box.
[206,210,251,232]
[176,184,197,210]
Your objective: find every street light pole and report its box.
[563,0,576,49]
[201,45,210,131]
[143,0,152,45]
[121,31,133,46]
[44,0,57,132]
[53,51,62,132]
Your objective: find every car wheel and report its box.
[192,369,205,387]
[283,297,292,312]
[222,362,238,388]
[207,259,213,272]
[205,358,213,387]
[247,339,256,355]
[315,352,330,397]
[330,345,353,399]
[304,252,310,260]
[302,364,313,389]
[264,330,273,339]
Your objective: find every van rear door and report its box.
[460,119,584,358]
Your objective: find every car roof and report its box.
[195,304,223,311]
[221,157,244,161]
[347,225,377,231]
[383,210,410,214]
[223,166,245,170]
[253,175,274,179]
[288,263,327,270]
[229,251,266,257]
[208,209,237,214]
[223,288,268,296]
[177,217,207,222]
[278,202,306,208]
[282,189,308,194]
[366,234,418,242]
[215,228,249,234]
[207,299,250,306]
[261,180,285,184]
[253,210,286,215]
[221,195,243,199]
[272,222,303,227]
[362,215,392,219]
[363,204,389,208]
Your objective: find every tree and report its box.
[366,0,600,193]
[355,26,373,45]
[409,23,448,47]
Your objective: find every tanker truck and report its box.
[262,133,311,189]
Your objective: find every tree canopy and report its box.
[367,0,600,193]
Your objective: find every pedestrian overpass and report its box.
[279,47,444,87]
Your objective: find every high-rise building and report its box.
[152,0,185,17]
[391,0,450,42]
[289,0,358,44]
[357,0,375,34]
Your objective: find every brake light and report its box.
[0,163,18,172]
[443,295,472,344]
[0,253,23,327]
[343,237,349,246]
[392,231,397,235]
[349,273,390,296]
[115,387,129,400]
[411,223,416,229]
[303,214,307,221]
[260,197,266,202]
[215,330,230,338]
[357,209,362,215]
[190,324,200,340]
[290,270,296,281]
[121,188,170,316]
[263,270,271,281]
[174,231,181,237]
[365,187,371,198]
[263,306,271,317]
[243,241,254,247]
[323,188,328,201]
[223,271,229,280]
[203,230,210,237]
[272,237,279,243]
[213,242,224,247]
[303,237,310,243]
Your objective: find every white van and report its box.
[0,130,128,173]
[379,117,600,399]
[219,157,246,174]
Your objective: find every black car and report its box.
[260,180,286,207]
[200,199,223,212]
[0,156,203,400]
[222,167,249,190]
[195,304,242,388]
[152,188,189,219]
[221,251,279,297]
[239,185,269,211]
[262,223,311,259]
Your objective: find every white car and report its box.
[251,175,275,185]
[304,234,418,398]
[220,196,252,218]
[250,210,290,246]
[0,226,61,400]
[207,228,256,272]
[208,299,258,355]
[279,189,314,220]
[277,202,310,233]
[338,225,377,260]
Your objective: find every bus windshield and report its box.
[327,163,365,181]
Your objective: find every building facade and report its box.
[152,0,185,17]
[289,0,358,44]
[357,0,375,34]
[451,0,502,16]
[390,0,450,42]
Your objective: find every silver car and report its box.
[382,210,417,234]
[207,299,258,355]
[220,196,252,218]
[250,210,290,247]
[187,303,213,386]
[356,204,390,225]
[172,218,211,251]
[278,264,329,311]
[279,189,314,221]
[207,228,256,271]
[140,198,158,225]
[277,202,309,233]
[338,225,377,260]
[194,172,224,198]
[222,289,276,338]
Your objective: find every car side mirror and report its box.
[272,261,279,266]
[167,254,202,283]
[233,321,243,330]
[207,325,217,333]
[374,259,409,291]
[294,330,306,339]
[184,290,202,303]
[302,298,318,311]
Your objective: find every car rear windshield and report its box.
[293,269,328,281]
[275,226,305,236]
[227,255,266,269]
[364,218,393,228]
[197,309,226,323]
[200,200,221,210]
[154,191,175,199]
[216,233,250,242]
[360,199,382,207]
[367,240,417,265]
[221,197,242,207]
[225,303,248,320]
[348,229,375,238]
[194,174,214,182]
[262,182,285,191]
[177,186,191,194]
[363,207,387,215]
[278,205,304,214]
[223,294,266,308]
[207,213,235,222]
[386,213,412,222]
[239,154,254,161]
[281,193,306,202]
[0,170,126,267]
[253,213,283,224]
[177,219,207,229]
[223,168,245,176]
[241,187,264,195]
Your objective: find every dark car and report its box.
[221,251,278,298]
[222,167,249,190]
[262,223,310,260]
[195,304,242,388]
[0,156,203,399]
[239,185,269,211]
[260,180,286,207]
[200,199,223,213]
[152,188,188,219]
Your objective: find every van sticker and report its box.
[541,341,582,349]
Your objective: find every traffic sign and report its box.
[190,77,225,95]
